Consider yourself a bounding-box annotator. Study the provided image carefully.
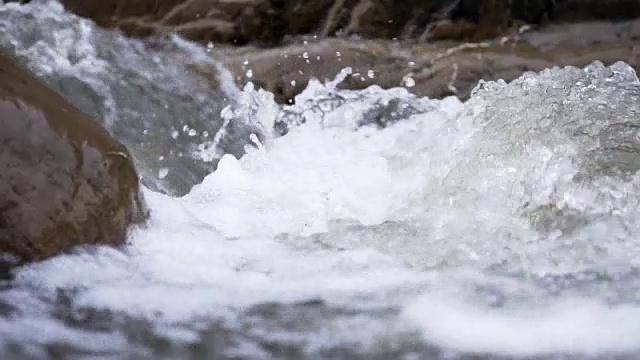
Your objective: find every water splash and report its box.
[3,2,640,357]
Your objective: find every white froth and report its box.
[185,83,466,238]
[187,129,396,237]
[13,188,421,323]
[405,293,640,356]
[0,20,639,356]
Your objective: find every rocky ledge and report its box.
[0,50,148,263]
[56,0,640,45]
[217,19,640,104]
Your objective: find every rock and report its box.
[55,0,428,44]
[459,60,640,234]
[51,0,640,45]
[220,18,640,104]
[57,0,286,46]
[219,39,408,104]
[0,50,147,262]
[551,0,640,22]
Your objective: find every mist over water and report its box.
[2,1,640,359]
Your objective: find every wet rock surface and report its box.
[57,0,289,46]
[11,0,637,111]
[54,0,640,45]
[0,50,147,262]
[220,18,640,104]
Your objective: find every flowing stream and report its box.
[2,1,640,359]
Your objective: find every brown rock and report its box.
[475,0,511,39]
[0,50,147,263]
[219,40,407,104]
[334,0,432,39]
[53,0,640,45]
[52,0,476,44]
[219,19,640,104]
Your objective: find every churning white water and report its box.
[2,1,640,359]
[3,61,640,359]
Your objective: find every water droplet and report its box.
[171,130,179,139]
[158,168,169,179]
[246,69,253,78]
[188,129,197,137]
[404,77,416,88]
[249,133,263,148]
[367,70,375,79]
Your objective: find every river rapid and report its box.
[2,1,640,359]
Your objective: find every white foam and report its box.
[184,89,466,238]
[3,55,640,357]
[404,292,640,356]
[0,315,128,351]
[13,188,422,324]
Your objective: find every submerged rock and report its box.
[0,50,147,262]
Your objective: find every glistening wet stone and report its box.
[0,50,147,262]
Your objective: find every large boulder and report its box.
[0,50,147,263]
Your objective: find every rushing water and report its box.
[3,1,640,359]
